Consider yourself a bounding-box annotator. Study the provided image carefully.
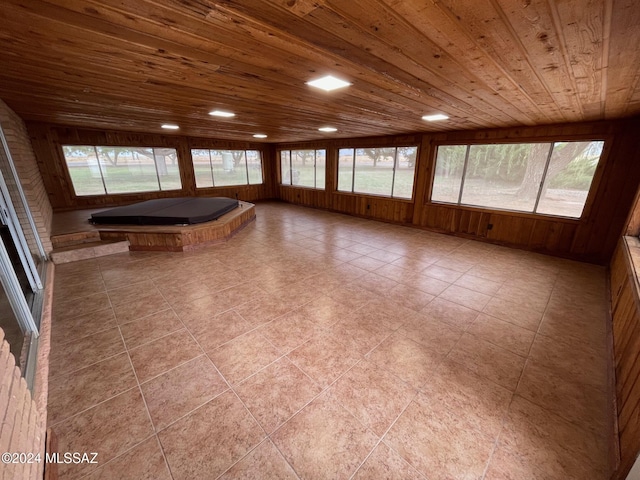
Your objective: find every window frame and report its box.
[279,149,326,190]
[428,137,610,221]
[191,148,264,188]
[61,145,182,197]
[336,145,419,200]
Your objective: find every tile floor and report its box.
[48,202,613,479]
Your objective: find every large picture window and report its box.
[337,146,418,199]
[279,149,326,189]
[431,140,605,218]
[191,149,263,188]
[62,146,181,196]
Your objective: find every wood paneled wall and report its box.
[26,124,277,210]
[27,118,640,264]
[610,239,640,479]
[277,118,640,264]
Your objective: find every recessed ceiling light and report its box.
[161,124,180,130]
[209,110,235,117]
[422,114,449,121]
[253,134,268,138]
[306,75,351,92]
[318,127,338,132]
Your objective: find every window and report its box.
[191,149,263,188]
[337,146,418,199]
[62,146,181,196]
[1,124,46,388]
[431,140,604,218]
[279,149,326,189]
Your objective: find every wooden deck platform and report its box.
[51,201,256,253]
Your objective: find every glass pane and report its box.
[315,149,326,190]
[100,147,160,194]
[246,150,263,185]
[460,143,551,212]
[392,146,417,199]
[0,134,45,275]
[432,145,466,204]
[536,141,604,218]
[0,224,32,305]
[353,147,394,196]
[338,148,354,192]
[154,148,181,191]
[292,150,315,188]
[280,151,291,185]
[213,150,248,186]
[0,272,27,371]
[62,146,106,196]
[192,149,213,188]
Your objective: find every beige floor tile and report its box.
[404,273,450,296]
[219,440,298,479]
[208,329,282,384]
[259,309,325,353]
[49,327,125,378]
[439,284,491,311]
[326,282,378,310]
[272,393,379,479]
[483,296,544,331]
[516,360,609,436]
[538,307,607,351]
[53,278,106,303]
[423,264,463,283]
[359,271,399,296]
[174,283,265,321]
[141,355,228,431]
[383,392,496,480]
[119,309,183,349]
[447,333,526,391]
[234,294,297,326]
[53,388,154,479]
[50,307,117,347]
[421,297,479,329]
[235,357,321,433]
[454,273,502,295]
[367,334,443,389]
[287,333,362,388]
[47,353,137,426]
[48,203,611,480]
[467,313,536,356]
[128,329,202,382]
[112,291,170,324]
[185,310,253,351]
[366,248,403,263]
[328,360,416,436]
[494,283,550,312]
[528,334,607,389]
[107,280,159,306]
[421,359,513,436]
[484,396,608,480]
[53,291,112,322]
[385,284,434,311]
[83,436,171,480]
[297,295,355,328]
[397,314,463,356]
[353,443,426,479]
[159,391,265,480]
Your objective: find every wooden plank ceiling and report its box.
[0,0,639,143]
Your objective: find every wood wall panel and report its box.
[609,239,640,479]
[27,124,276,210]
[27,117,640,264]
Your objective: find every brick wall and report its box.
[0,327,45,480]
[0,100,53,254]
